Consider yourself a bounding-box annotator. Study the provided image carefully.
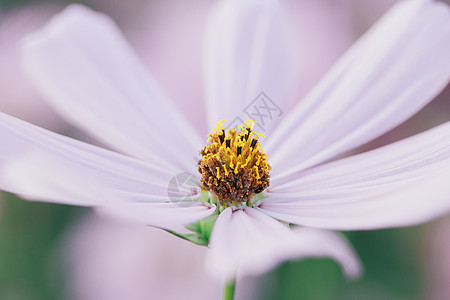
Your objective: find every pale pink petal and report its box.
[22,4,202,173]
[97,202,215,230]
[203,0,293,132]
[206,207,361,280]
[260,167,450,230]
[267,0,450,179]
[0,112,180,205]
[5,153,213,229]
[262,122,450,229]
[3,151,118,206]
[272,121,450,190]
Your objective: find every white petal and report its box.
[22,4,202,173]
[204,0,293,133]
[267,0,450,180]
[0,112,182,206]
[206,207,361,280]
[261,161,450,230]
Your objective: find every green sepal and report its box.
[166,230,210,246]
[166,214,218,246]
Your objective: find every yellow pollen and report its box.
[223,165,229,176]
[197,119,271,206]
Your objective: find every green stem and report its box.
[223,278,236,300]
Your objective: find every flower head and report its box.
[0,0,449,284]
[198,120,270,208]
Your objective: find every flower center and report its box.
[198,120,271,208]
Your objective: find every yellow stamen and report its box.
[198,119,271,206]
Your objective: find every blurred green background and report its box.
[0,194,83,300]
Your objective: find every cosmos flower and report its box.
[0,0,449,286]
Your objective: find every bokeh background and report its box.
[0,0,449,299]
